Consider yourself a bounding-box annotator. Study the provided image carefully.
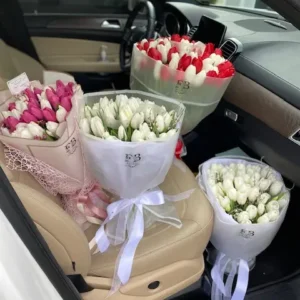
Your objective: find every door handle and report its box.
[101,20,120,29]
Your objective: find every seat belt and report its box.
[0,0,40,62]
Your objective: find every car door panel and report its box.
[32,37,121,73]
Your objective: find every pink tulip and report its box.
[42,108,57,122]
[56,87,65,98]
[33,87,43,96]
[29,105,44,120]
[8,102,16,111]
[4,116,19,132]
[65,82,74,96]
[56,80,65,90]
[21,110,38,123]
[46,90,60,110]
[28,97,40,107]
[60,96,72,112]
[24,88,37,101]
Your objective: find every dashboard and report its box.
[162,2,300,186]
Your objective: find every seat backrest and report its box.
[0,39,44,90]
[0,143,92,276]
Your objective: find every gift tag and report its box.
[7,73,30,95]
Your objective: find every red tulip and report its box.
[21,110,38,123]
[60,96,72,112]
[218,68,235,78]
[42,108,57,122]
[215,48,223,56]
[137,43,143,51]
[206,70,218,77]
[167,46,178,63]
[192,57,203,73]
[143,41,150,51]
[201,52,211,60]
[181,35,190,41]
[218,61,234,73]
[147,47,162,61]
[204,43,215,55]
[158,41,165,45]
[4,116,19,132]
[8,102,16,111]
[171,34,181,42]
[175,139,183,159]
[29,105,44,120]
[178,54,192,71]
[33,87,42,96]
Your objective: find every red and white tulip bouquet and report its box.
[0,76,109,227]
[131,34,235,133]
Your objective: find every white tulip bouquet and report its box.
[198,156,290,300]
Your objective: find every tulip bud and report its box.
[18,128,34,139]
[158,132,168,141]
[131,112,144,129]
[24,88,37,101]
[4,116,19,132]
[11,109,21,120]
[56,105,67,123]
[236,191,248,205]
[128,97,141,113]
[266,200,280,212]
[185,64,196,82]
[162,112,172,129]
[146,131,157,141]
[257,214,270,224]
[234,177,244,190]
[79,118,91,134]
[269,181,283,196]
[267,209,279,222]
[15,101,28,113]
[243,174,251,184]
[84,106,93,120]
[259,179,271,192]
[157,44,168,63]
[246,205,258,220]
[167,129,177,137]
[144,107,155,124]
[8,102,16,111]
[139,123,150,137]
[261,166,271,178]
[21,110,38,123]
[227,188,237,202]
[258,203,265,216]
[42,108,57,122]
[119,105,133,128]
[60,96,72,112]
[169,53,180,70]
[27,122,45,139]
[192,70,206,87]
[222,179,233,192]
[118,125,127,141]
[115,95,128,108]
[1,127,11,136]
[167,46,178,62]
[278,198,288,210]
[257,193,271,205]
[90,116,105,137]
[29,106,44,120]
[2,111,12,118]
[46,90,60,110]
[237,211,250,224]
[131,129,144,142]
[248,187,260,203]
[103,106,119,129]
[155,115,165,133]
[220,196,231,212]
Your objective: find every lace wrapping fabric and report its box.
[4,144,103,227]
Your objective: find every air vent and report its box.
[187,26,198,38]
[220,38,243,61]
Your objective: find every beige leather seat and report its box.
[0,141,213,299]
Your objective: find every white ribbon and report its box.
[211,252,249,300]
[93,188,195,295]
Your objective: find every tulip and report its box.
[202,58,214,71]
[278,198,288,209]
[223,179,234,192]
[33,87,43,97]
[84,106,93,120]
[11,109,21,120]
[131,129,144,142]
[155,115,165,133]
[178,54,192,71]
[128,97,140,113]
[149,39,157,49]
[157,44,168,63]
[259,179,271,192]
[192,70,206,87]
[163,112,172,129]
[21,110,38,123]
[78,118,90,134]
[171,34,181,42]
[1,127,11,136]
[4,116,19,132]
[179,39,191,56]
[258,203,265,216]
[247,168,254,176]
[102,131,110,139]
[60,96,72,112]
[248,187,260,202]
[115,95,128,108]
[167,46,178,62]
[139,123,150,137]
[131,112,144,129]
[267,173,277,183]
[119,105,133,128]
[46,91,60,110]
[192,57,203,73]
[46,121,59,135]
[90,116,105,137]
[118,125,127,141]
[236,192,247,205]
[56,80,65,90]
[91,103,100,117]
[237,211,250,224]
[103,106,119,129]
[267,210,279,222]
[261,166,271,178]
[8,102,16,111]
[42,108,57,122]
[108,101,118,118]
[146,131,157,141]
[158,132,168,141]
[220,196,231,212]
[257,214,270,224]
[169,53,180,70]
[227,188,237,202]
[246,205,258,220]
[148,47,162,61]
[24,88,37,101]
[269,181,283,196]
[18,128,34,139]
[18,94,29,102]
[27,122,45,139]
[2,111,12,118]
[185,65,196,82]
[15,101,28,113]
[243,174,251,184]
[234,177,244,190]
[257,193,271,205]
[56,105,67,123]
[266,200,280,212]
[29,105,44,120]
[167,129,177,137]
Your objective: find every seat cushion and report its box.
[88,160,213,278]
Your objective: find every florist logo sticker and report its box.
[65,137,78,155]
[239,229,255,239]
[125,154,141,168]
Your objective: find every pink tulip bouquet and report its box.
[131,34,235,134]
[0,77,110,228]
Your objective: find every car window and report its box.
[18,0,129,14]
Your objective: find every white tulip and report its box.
[237,163,245,171]
[18,94,29,102]
[56,105,67,123]
[131,112,144,129]
[115,94,128,108]
[223,172,235,181]
[252,172,261,186]
[258,179,271,192]
[91,105,100,117]
[248,187,260,203]
[278,198,288,209]
[131,129,144,142]
[11,109,21,120]
[39,98,52,110]
[239,183,251,194]
[102,131,110,139]
[236,169,246,177]
[155,115,165,133]
[158,132,168,141]
[257,203,265,216]
[253,165,261,173]
[227,187,237,202]
[229,163,236,170]
[128,97,141,113]
[167,129,177,137]
[118,125,127,141]
[220,196,231,212]
[267,210,279,222]
[119,105,133,128]
[90,116,105,137]
[169,53,180,69]
[79,118,91,134]
[139,123,150,137]
[15,100,28,112]
[2,111,12,118]
[267,173,277,184]
[202,58,214,72]
[16,123,27,129]
[243,174,251,184]
[217,182,225,196]
[103,106,119,129]
[185,65,196,82]
[257,214,270,224]
[163,112,172,129]
[266,200,280,212]
[46,121,59,134]
[237,192,248,205]
[190,51,198,59]
[19,128,34,139]
[246,205,258,220]
[146,131,157,141]
[247,168,254,176]
[154,61,162,80]
[27,122,45,138]
[157,44,168,63]
[237,211,250,224]
[84,106,92,120]
[211,163,219,172]
[261,166,271,178]
[108,101,118,118]
[149,39,157,49]
[269,181,283,196]
[192,70,206,87]
[1,127,11,136]
[105,135,118,140]
[144,106,155,124]
[234,177,244,190]
[257,193,271,205]
[99,96,110,109]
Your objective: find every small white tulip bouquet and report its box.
[131,35,234,134]
[79,90,187,291]
[0,72,110,228]
[198,156,290,300]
